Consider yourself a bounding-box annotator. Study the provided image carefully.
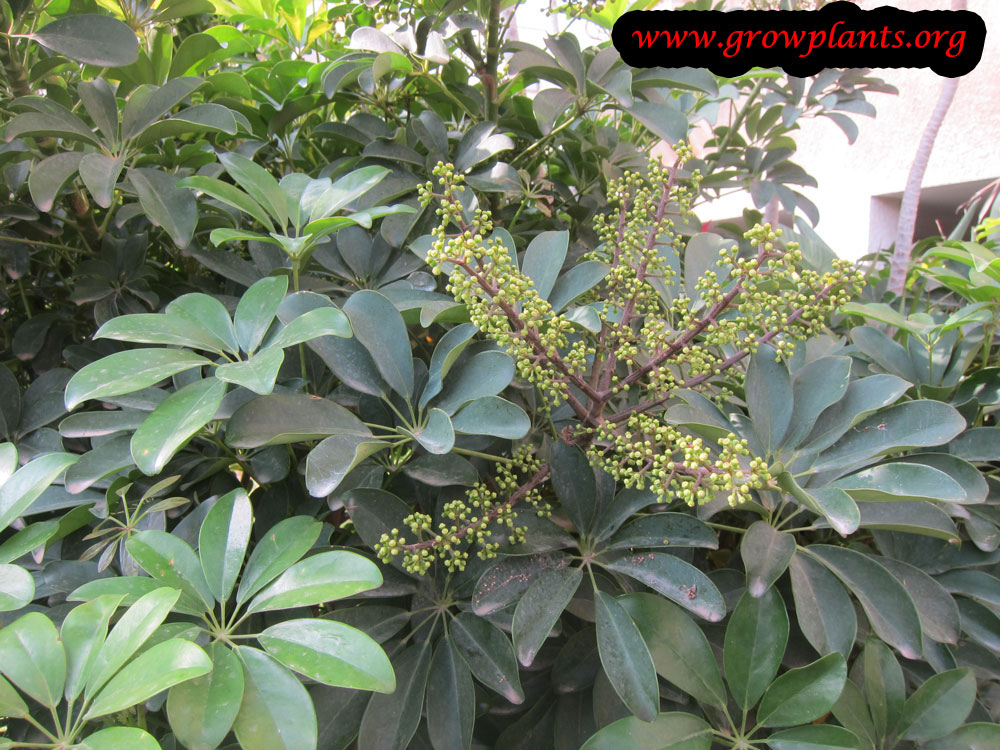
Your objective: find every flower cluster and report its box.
[375,445,547,574]
[586,413,770,507]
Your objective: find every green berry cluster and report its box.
[420,163,587,404]
[586,413,770,507]
[374,445,547,574]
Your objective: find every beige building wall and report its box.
[698,0,1000,260]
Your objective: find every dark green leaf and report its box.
[65,349,210,411]
[741,521,796,597]
[404,408,454,454]
[199,488,252,604]
[766,725,862,750]
[923,723,1000,750]
[451,612,524,704]
[61,594,123,702]
[426,637,475,750]
[306,435,388,497]
[551,440,597,535]
[782,356,852,450]
[580,712,712,750]
[746,344,792,454]
[798,375,911,455]
[131,378,226,475]
[788,552,857,658]
[832,462,966,503]
[606,513,718,551]
[227,393,369,448]
[0,612,64,707]
[233,647,317,750]
[896,668,975,741]
[452,396,530,439]
[877,557,960,645]
[28,151,83,212]
[600,550,725,621]
[522,231,569,299]
[628,100,687,143]
[432,350,514,415]
[513,566,582,666]
[236,515,322,604]
[246,550,382,614]
[126,530,214,613]
[79,153,123,208]
[167,642,244,750]
[357,642,430,750]
[620,593,727,708]
[30,15,138,66]
[757,652,847,727]
[725,588,789,710]
[862,638,904,743]
[594,591,659,722]
[343,290,414,399]
[129,167,197,248]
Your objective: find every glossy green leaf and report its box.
[177,174,275,232]
[61,594,124,702]
[619,593,727,708]
[167,643,244,750]
[936,569,1000,609]
[95,313,226,353]
[268,307,351,349]
[725,588,789,710]
[4,108,100,147]
[757,652,847,727]
[79,152,123,208]
[404,407,454,454]
[30,14,138,66]
[0,673,28,719]
[234,276,287,353]
[747,344,793,454]
[343,290,414,399]
[0,451,77,532]
[199,488,253,603]
[797,375,911,456]
[166,293,239,355]
[131,378,226,475]
[789,552,857,658]
[923,723,1000,750]
[877,558,959,644]
[594,590,659,722]
[580,712,712,750]
[522,230,569,299]
[0,519,58,564]
[426,636,475,750]
[628,100,688,143]
[126,530,214,612]
[452,396,530,438]
[862,638,904,743]
[28,151,83,212]
[432,350,514,415]
[832,462,967,503]
[782,356,852,450]
[896,668,975,741]
[64,349,210,411]
[0,612,65,707]
[806,545,922,659]
[450,612,524,704]
[854,500,959,542]
[129,167,197,248]
[259,619,394,692]
[246,550,382,614]
[0,444,16,486]
[305,434,388,497]
[85,587,181,699]
[607,513,718,551]
[601,550,725,621]
[551,440,597,535]
[214,347,284,395]
[85,639,211,719]
[227,393,369,448]
[548,261,611,312]
[233,647,317,750]
[454,122,514,172]
[811,401,966,473]
[68,577,169,606]
[357,642,431,750]
[236,515,322,604]
[742,521,796,597]
[120,78,203,141]
[513,566,582,666]
[0,563,33,611]
[78,727,161,750]
[218,152,287,228]
[420,323,478,408]
[766,725,861,750]
[302,166,390,222]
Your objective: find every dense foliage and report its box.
[1,1,999,749]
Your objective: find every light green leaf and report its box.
[178,175,275,232]
[268,307,351,349]
[923,723,1000,750]
[126,530,214,613]
[594,590,659,722]
[757,652,847,728]
[522,231,569,299]
[214,347,284,395]
[620,593,727,709]
[628,100,688,143]
[0,451,77,531]
[302,166,390,223]
[61,594,124,702]
[0,520,58,564]
[85,639,211,720]
[68,577,169,607]
[233,647,317,750]
[166,293,239,355]
[0,674,29,719]
[166,643,244,750]
[548,261,611,312]
[0,564,33,611]
[259,619,394,692]
[236,515,322,605]
[95,312,225,353]
[580,712,712,750]
[131,378,226,475]
[452,396,530,439]
[0,612,65,707]
[404,408,454,455]
[199,488,253,604]
[78,727,161,750]
[234,276,287,353]
[219,152,288,228]
[64,349,210,411]
[246,550,382,614]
